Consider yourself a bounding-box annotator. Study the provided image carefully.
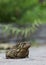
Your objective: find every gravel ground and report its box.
[0,46,46,65]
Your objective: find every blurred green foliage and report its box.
[1,21,40,39]
[0,0,46,25]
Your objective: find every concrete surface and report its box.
[0,46,46,65]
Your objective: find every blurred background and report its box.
[0,0,46,50]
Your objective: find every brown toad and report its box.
[6,42,31,59]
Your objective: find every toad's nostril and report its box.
[23,44,31,49]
